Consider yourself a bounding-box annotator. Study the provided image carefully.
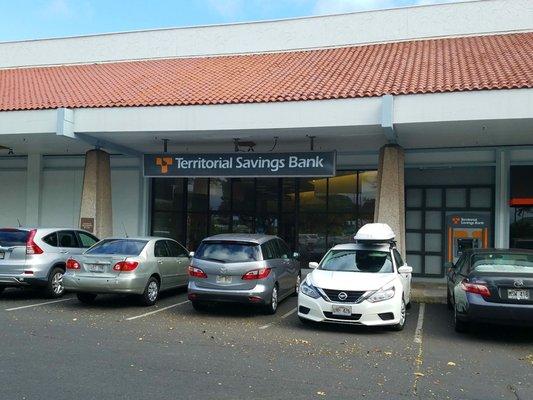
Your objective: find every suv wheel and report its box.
[77,293,97,304]
[139,277,159,306]
[44,267,65,298]
[263,285,279,315]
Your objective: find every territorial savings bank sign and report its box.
[143,152,336,178]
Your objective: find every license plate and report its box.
[508,289,529,300]
[88,264,104,273]
[0,252,4,260]
[216,275,232,284]
[332,304,352,316]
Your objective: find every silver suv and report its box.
[188,234,301,314]
[0,228,99,298]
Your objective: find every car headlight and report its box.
[300,281,320,299]
[367,286,396,303]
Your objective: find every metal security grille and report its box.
[405,185,494,278]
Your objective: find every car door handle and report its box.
[60,250,69,254]
[157,260,164,264]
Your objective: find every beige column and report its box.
[79,149,113,238]
[374,144,406,258]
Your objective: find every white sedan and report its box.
[298,242,412,330]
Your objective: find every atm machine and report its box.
[446,213,491,263]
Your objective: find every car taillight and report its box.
[188,266,207,278]
[242,267,271,280]
[461,279,491,298]
[66,258,80,270]
[113,261,139,272]
[26,229,43,255]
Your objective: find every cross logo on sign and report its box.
[155,157,173,174]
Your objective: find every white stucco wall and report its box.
[0,0,531,68]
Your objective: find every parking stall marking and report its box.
[5,298,73,312]
[259,307,297,330]
[412,303,426,395]
[125,300,190,321]
[414,303,425,344]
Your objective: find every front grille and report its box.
[323,312,362,321]
[321,289,366,303]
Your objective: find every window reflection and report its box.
[187,178,208,212]
[233,179,255,212]
[210,178,230,211]
[299,178,327,212]
[328,173,357,212]
[359,171,377,215]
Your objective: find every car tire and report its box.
[447,290,453,310]
[43,267,65,298]
[192,301,208,312]
[454,307,469,333]
[298,316,313,326]
[139,277,160,306]
[391,299,406,331]
[292,273,301,297]
[0,286,5,296]
[77,293,97,304]
[263,284,279,315]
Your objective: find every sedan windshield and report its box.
[86,239,147,256]
[195,241,260,263]
[320,249,393,273]
[472,252,533,274]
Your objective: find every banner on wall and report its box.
[143,152,336,178]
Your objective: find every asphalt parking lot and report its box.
[0,287,531,400]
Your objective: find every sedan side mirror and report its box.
[293,252,300,260]
[398,265,413,274]
[189,251,195,258]
[308,262,319,269]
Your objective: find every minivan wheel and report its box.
[264,285,279,315]
[44,268,65,298]
[77,293,97,304]
[139,277,159,306]
[391,299,406,331]
[292,273,301,296]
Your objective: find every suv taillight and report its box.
[113,261,139,272]
[242,267,271,280]
[188,266,207,278]
[66,259,80,270]
[26,229,44,255]
[461,279,491,298]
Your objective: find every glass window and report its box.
[393,249,404,269]
[406,211,422,230]
[328,213,356,247]
[328,172,357,213]
[187,213,208,251]
[409,254,422,274]
[166,240,188,257]
[232,214,254,233]
[406,188,423,208]
[255,215,278,235]
[232,179,255,212]
[43,232,58,247]
[276,239,291,259]
[446,188,467,208]
[281,178,296,212]
[210,214,230,235]
[299,177,327,212]
[0,229,30,246]
[359,171,378,214]
[261,241,276,260]
[58,231,79,248]
[470,188,492,208]
[77,232,98,248]
[299,213,328,264]
[154,240,169,257]
[426,188,442,208]
[424,255,442,275]
[320,249,393,273]
[510,206,533,249]
[187,178,208,212]
[406,232,422,252]
[153,178,184,211]
[425,233,442,252]
[209,178,230,211]
[195,241,261,263]
[151,211,183,242]
[471,252,533,274]
[86,239,147,256]
[256,178,279,214]
[425,211,442,230]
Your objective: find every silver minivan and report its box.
[188,234,301,314]
[0,228,99,298]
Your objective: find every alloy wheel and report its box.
[271,286,278,311]
[399,299,406,326]
[147,281,159,302]
[52,272,64,295]
[295,274,301,294]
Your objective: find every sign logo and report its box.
[514,279,524,288]
[155,157,173,174]
[337,292,348,301]
[452,216,461,225]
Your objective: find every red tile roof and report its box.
[0,32,532,111]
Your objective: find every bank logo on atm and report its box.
[452,216,461,225]
[144,152,336,177]
[155,157,173,174]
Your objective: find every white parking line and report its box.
[259,307,297,330]
[414,303,425,344]
[5,298,73,311]
[125,300,190,321]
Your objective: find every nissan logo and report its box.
[514,279,524,288]
[338,292,348,301]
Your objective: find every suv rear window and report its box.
[0,229,29,246]
[195,241,261,263]
[86,239,148,256]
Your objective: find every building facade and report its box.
[0,0,532,280]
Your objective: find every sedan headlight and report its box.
[300,281,320,299]
[367,286,396,303]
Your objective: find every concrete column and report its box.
[373,144,406,258]
[79,149,113,238]
[25,154,42,227]
[494,149,510,248]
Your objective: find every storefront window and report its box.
[510,166,533,249]
[328,172,357,213]
[187,178,208,212]
[233,179,255,212]
[210,178,230,211]
[299,177,327,212]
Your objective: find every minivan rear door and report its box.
[0,229,29,275]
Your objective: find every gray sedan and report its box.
[188,234,301,314]
[63,237,190,306]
